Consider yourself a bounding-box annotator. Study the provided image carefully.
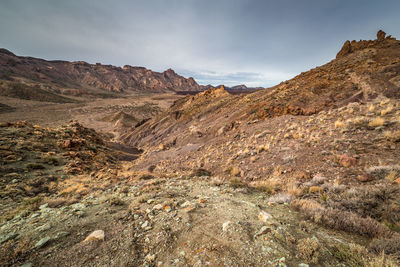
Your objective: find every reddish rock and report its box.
[377,30,386,41]
[357,173,372,182]
[339,155,357,168]
[297,170,311,180]
[336,40,352,58]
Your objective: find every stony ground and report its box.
[1,165,387,266]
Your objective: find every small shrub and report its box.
[369,235,400,258]
[132,193,153,206]
[291,199,390,237]
[326,184,400,224]
[250,180,278,194]
[331,243,367,267]
[348,116,369,129]
[296,237,321,263]
[386,170,399,181]
[369,105,376,112]
[309,186,323,194]
[286,184,302,196]
[365,165,400,180]
[335,119,346,129]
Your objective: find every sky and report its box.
[0,0,399,87]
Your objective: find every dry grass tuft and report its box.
[286,183,303,196]
[347,116,369,129]
[334,119,346,129]
[250,179,278,194]
[296,237,321,263]
[384,130,400,143]
[368,117,385,128]
[309,186,323,194]
[229,177,246,188]
[380,105,393,116]
[369,105,376,112]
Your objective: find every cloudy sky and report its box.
[0,0,399,87]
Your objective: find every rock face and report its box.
[0,49,204,94]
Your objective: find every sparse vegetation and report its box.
[331,243,368,267]
[250,179,278,194]
[296,237,321,263]
[369,235,400,258]
[291,199,390,237]
[229,177,246,188]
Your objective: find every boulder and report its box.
[377,30,386,41]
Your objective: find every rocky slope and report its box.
[1,120,398,267]
[120,31,400,263]
[0,48,203,100]
[124,31,400,146]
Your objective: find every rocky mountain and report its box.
[117,31,400,263]
[0,49,204,99]
[124,31,400,147]
[1,31,400,266]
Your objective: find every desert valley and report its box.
[1,26,400,267]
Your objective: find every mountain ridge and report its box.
[0,48,204,96]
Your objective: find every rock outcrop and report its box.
[377,29,386,41]
[336,30,397,58]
